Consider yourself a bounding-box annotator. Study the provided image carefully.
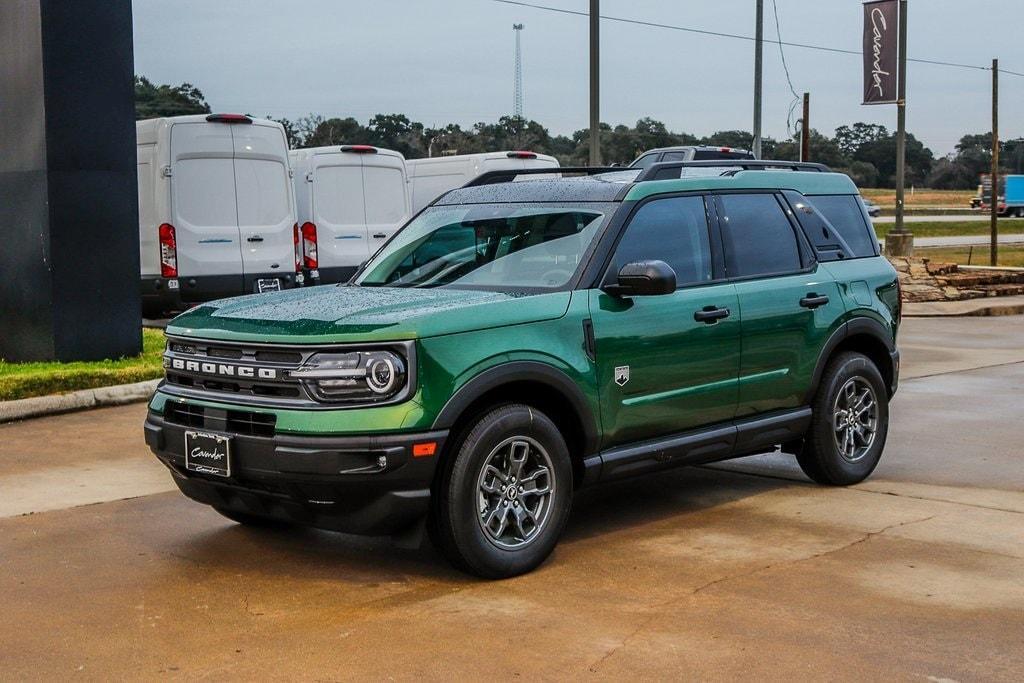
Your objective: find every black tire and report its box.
[429,404,574,579]
[796,352,889,486]
[213,507,290,529]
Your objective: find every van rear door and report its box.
[169,122,243,296]
[232,124,294,290]
[363,154,409,249]
[311,154,371,268]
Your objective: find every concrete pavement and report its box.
[1,316,1022,680]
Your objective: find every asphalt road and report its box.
[1,317,1023,680]
[874,214,1024,223]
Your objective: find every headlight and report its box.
[290,350,408,403]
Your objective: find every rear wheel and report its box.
[430,404,573,578]
[796,352,889,485]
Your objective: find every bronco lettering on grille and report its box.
[168,357,278,380]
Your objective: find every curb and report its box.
[903,302,1024,318]
[0,379,160,424]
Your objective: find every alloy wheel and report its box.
[476,436,555,549]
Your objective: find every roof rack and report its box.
[636,159,831,182]
[461,166,623,188]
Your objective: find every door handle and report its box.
[799,293,830,309]
[246,236,264,243]
[372,232,387,239]
[694,305,731,324]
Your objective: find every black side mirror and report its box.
[604,260,677,297]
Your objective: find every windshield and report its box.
[355,202,613,290]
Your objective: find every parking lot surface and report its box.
[1,316,1022,680]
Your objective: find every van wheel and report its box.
[797,352,889,486]
[430,404,573,578]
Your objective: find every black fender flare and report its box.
[431,361,601,456]
[806,318,898,403]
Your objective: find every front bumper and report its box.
[144,411,447,535]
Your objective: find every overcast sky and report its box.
[133,0,1024,156]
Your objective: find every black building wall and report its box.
[0,0,140,362]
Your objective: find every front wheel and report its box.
[430,404,574,578]
[796,352,889,486]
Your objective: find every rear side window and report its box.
[630,153,660,169]
[661,151,689,162]
[613,196,712,287]
[804,194,877,258]
[718,193,802,277]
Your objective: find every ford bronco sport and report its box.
[145,161,900,578]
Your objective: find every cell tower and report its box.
[513,23,524,119]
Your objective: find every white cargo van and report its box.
[406,151,559,214]
[136,114,300,316]
[289,145,410,285]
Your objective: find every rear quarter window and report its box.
[799,194,878,259]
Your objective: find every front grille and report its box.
[160,335,416,410]
[164,401,276,437]
[163,336,316,406]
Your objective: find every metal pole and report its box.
[991,58,999,266]
[589,0,600,166]
[753,0,763,159]
[800,92,810,162]
[886,0,912,257]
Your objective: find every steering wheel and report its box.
[539,268,574,286]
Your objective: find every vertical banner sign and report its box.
[862,0,899,104]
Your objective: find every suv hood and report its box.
[166,285,572,343]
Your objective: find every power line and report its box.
[489,0,1024,77]
[770,0,801,137]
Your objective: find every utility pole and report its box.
[800,92,810,162]
[512,24,524,119]
[991,58,999,266]
[589,0,600,165]
[885,0,912,257]
[752,0,763,159]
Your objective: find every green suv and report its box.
[145,161,900,578]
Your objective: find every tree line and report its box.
[136,76,1024,190]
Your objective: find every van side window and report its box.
[804,194,877,258]
[719,193,802,277]
[612,196,712,287]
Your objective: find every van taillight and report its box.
[292,223,302,272]
[301,222,318,269]
[507,151,537,159]
[159,223,177,278]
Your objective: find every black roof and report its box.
[435,175,629,205]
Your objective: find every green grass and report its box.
[861,188,973,208]
[914,245,1024,268]
[873,220,1021,239]
[0,329,165,402]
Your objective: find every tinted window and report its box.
[719,193,802,277]
[630,153,660,169]
[806,195,877,258]
[613,196,712,286]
